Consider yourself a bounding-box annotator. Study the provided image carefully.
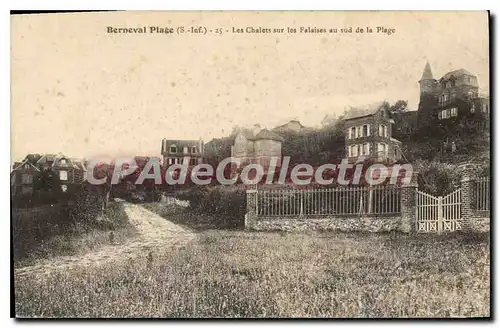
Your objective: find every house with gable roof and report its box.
[11,153,85,201]
[231,124,284,174]
[344,102,402,163]
[161,139,204,167]
[417,62,490,131]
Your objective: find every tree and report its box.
[388,100,408,114]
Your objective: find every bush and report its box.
[413,160,462,195]
[176,185,246,228]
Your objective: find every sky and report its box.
[11,11,489,161]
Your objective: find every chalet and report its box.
[272,120,307,133]
[231,125,284,174]
[11,156,41,196]
[417,62,490,131]
[344,102,402,163]
[161,139,204,167]
[11,153,86,205]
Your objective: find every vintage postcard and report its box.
[11,11,490,318]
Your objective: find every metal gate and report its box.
[416,188,462,233]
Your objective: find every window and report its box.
[167,158,174,165]
[191,146,197,154]
[482,103,488,113]
[362,125,368,137]
[21,173,32,184]
[377,143,388,158]
[439,109,450,120]
[355,126,361,138]
[24,164,30,170]
[183,146,189,154]
[60,159,67,166]
[349,127,356,139]
[169,145,177,153]
[189,158,196,166]
[362,143,371,156]
[378,125,387,138]
[450,107,458,117]
[451,80,456,87]
[59,170,68,181]
[470,104,476,113]
[349,145,358,157]
[61,185,68,192]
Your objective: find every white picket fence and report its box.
[255,185,401,217]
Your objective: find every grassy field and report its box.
[14,229,489,318]
[13,201,137,268]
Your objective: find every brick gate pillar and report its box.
[459,163,476,228]
[245,186,258,230]
[400,172,418,233]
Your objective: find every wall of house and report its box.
[344,109,399,162]
[254,139,281,157]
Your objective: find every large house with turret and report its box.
[417,62,490,131]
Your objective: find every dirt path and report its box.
[14,201,195,278]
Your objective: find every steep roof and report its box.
[343,101,386,121]
[440,68,475,80]
[420,62,434,81]
[254,129,284,142]
[12,159,41,172]
[162,139,201,154]
[273,120,305,130]
[163,139,200,147]
[238,129,256,140]
[36,153,72,167]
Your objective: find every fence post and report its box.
[400,172,418,233]
[437,196,443,235]
[245,186,258,230]
[459,163,475,228]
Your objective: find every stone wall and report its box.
[246,215,405,232]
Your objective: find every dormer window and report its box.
[60,159,67,166]
[471,103,476,113]
[169,145,177,153]
[451,79,456,87]
[183,146,189,154]
[191,146,197,154]
[24,164,30,170]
